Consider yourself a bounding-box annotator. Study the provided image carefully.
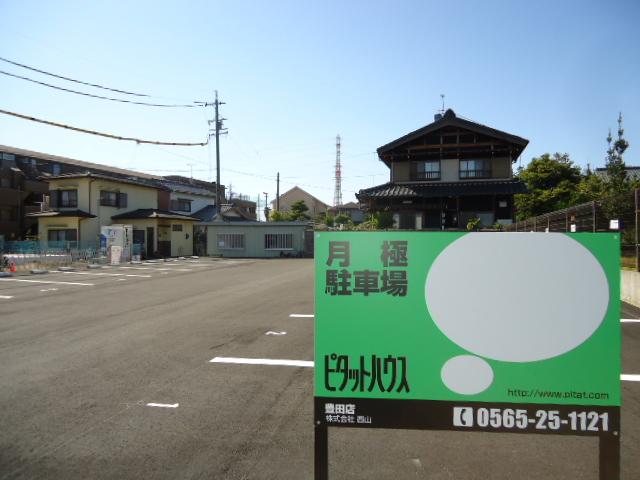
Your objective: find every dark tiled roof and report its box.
[111,209,198,221]
[0,144,160,180]
[43,172,168,190]
[192,205,217,222]
[378,109,529,155]
[192,204,257,223]
[357,179,527,199]
[27,209,96,218]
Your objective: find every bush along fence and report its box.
[0,240,105,271]
[504,188,639,271]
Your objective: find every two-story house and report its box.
[357,109,528,229]
[28,172,198,257]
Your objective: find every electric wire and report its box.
[0,55,151,97]
[0,70,202,108]
[0,108,208,146]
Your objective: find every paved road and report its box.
[0,259,638,479]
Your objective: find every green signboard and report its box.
[314,232,620,439]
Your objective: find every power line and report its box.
[0,108,208,146]
[0,55,151,97]
[0,70,202,108]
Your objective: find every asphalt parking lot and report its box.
[1,258,639,479]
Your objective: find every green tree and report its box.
[574,168,606,204]
[269,210,288,221]
[288,200,310,221]
[515,153,582,220]
[334,213,351,225]
[375,210,394,229]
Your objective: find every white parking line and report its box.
[105,266,192,272]
[0,278,94,286]
[0,295,14,299]
[210,356,314,367]
[146,403,179,408]
[265,331,287,336]
[621,319,640,323]
[290,314,314,318]
[622,374,640,382]
[50,271,151,278]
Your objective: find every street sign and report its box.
[314,232,620,479]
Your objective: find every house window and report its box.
[217,233,244,249]
[172,224,183,232]
[460,159,491,179]
[170,198,192,212]
[99,191,127,208]
[100,190,118,207]
[59,190,78,208]
[264,233,293,250]
[52,164,61,175]
[416,160,440,180]
[47,229,77,244]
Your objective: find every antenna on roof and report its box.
[434,94,445,121]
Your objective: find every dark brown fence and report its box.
[504,189,639,271]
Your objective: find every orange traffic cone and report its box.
[9,261,17,273]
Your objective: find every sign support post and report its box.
[314,423,328,480]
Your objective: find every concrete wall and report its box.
[169,221,194,256]
[622,270,640,308]
[206,223,307,258]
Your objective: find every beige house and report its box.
[272,186,329,219]
[29,172,198,257]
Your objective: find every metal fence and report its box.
[1,240,105,270]
[504,189,639,271]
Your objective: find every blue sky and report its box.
[1,0,638,216]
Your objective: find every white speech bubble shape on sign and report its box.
[425,233,609,363]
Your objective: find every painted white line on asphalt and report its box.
[210,356,314,368]
[0,278,94,286]
[265,331,287,336]
[107,266,192,272]
[0,295,14,299]
[621,319,640,323]
[622,374,640,382]
[290,314,314,318]
[51,271,152,278]
[146,403,179,408]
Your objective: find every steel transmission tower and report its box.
[333,134,342,207]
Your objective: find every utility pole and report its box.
[263,192,270,221]
[205,91,227,208]
[276,172,280,211]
